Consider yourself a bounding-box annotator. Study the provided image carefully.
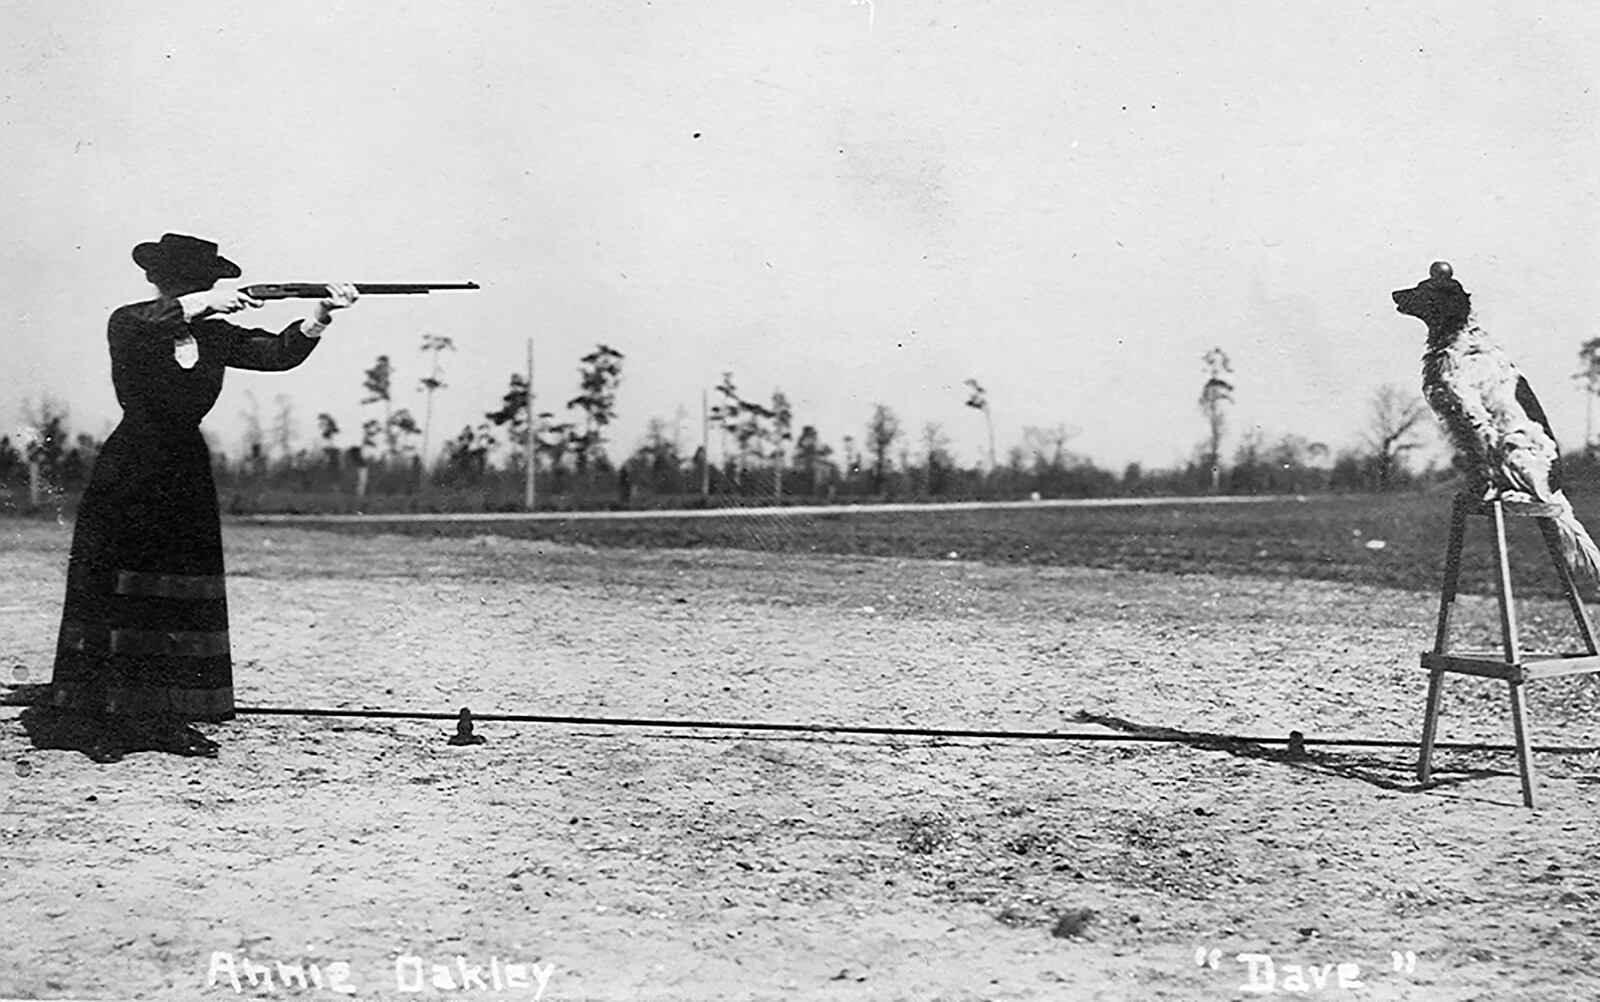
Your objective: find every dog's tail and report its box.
[1550,492,1600,585]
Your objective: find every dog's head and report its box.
[1393,261,1470,328]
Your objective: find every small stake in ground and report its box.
[1417,493,1600,807]
[447,707,487,746]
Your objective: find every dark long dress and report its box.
[50,298,320,722]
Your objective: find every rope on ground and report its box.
[231,705,1600,756]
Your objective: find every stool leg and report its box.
[1432,494,1470,654]
[1491,501,1538,807]
[1537,518,1599,654]
[1420,495,1470,786]
[1417,668,1446,785]
[1489,500,1521,663]
[1508,679,1536,808]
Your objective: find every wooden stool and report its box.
[1418,493,1600,807]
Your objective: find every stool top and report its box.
[1457,493,1565,518]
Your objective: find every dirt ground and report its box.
[4,516,1600,1001]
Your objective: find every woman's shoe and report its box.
[148,722,218,758]
[178,725,220,757]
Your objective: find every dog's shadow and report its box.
[1071,710,1505,795]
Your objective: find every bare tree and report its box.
[316,412,340,469]
[1198,347,1234,491]
[362,355,395,463]
[921,421,952,463]
[19,397,71,502]
[1021,423,1077,471]
[443,423,495,482]
[567,344,625,473]
[866,403,902,494]
[769,390,793,499]
[793,424,831,494]
[1364,383,1431,488]
[417,333,456,467]
[672,403,689,457]
[239,390,266,472]
[710,372,740,474]
[534,410,575,472]
[964,378,995,470]
[706,375,792,495]
[485,372,531,466]
[270,394,297,461]
[1575,337,1600,450]
[921,421,954,495]
[633,416,681,493]
[388,409,421,460]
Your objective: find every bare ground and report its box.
[3,517,1600,1001]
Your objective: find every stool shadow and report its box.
[1071,710,1505,795]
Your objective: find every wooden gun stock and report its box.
[241,282,481,299]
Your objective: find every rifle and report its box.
[241,282,480,299]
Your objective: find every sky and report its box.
[4,1,1599,474]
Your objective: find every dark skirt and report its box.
[50,418,234,721]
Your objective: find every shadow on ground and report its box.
[1071,709,1510,795]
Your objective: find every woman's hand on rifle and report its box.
[179,287,264,320]
[315,283,361,325]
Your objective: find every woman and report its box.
[45,232,358,761]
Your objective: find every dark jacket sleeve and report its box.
[213,317,321,372]
[107,301,321,420]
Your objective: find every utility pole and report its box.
[524,338,536,511]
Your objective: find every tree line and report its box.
[0,340,1526,515]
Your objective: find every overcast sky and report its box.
[5,1,1598,473]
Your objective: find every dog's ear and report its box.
[1427,277,1471,322]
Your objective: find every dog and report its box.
[1393,260,1600,582]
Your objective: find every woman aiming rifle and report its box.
[40,233,358,761]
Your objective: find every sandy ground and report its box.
[4,516,1600,1001]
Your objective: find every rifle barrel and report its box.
[354,283,481,295]
[241,282,480,299]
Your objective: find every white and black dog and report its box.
[1393,260,1600,582]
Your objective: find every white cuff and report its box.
[177,292,208,322]
[301,315,330,339]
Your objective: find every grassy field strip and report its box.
[238,493,1306,524]
[223,491,1590,598]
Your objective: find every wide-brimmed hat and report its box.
[131,233,241,281]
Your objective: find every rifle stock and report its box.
[241,282,480,299]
